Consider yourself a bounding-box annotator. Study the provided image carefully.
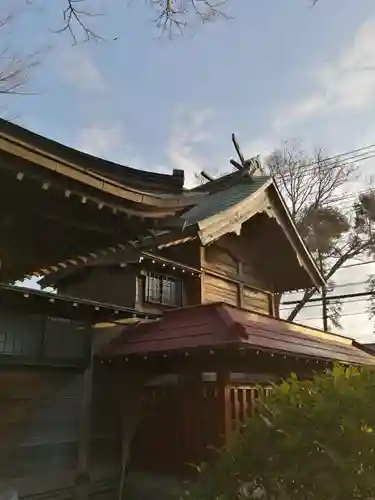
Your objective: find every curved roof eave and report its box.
[0,119,204,210]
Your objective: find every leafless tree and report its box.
[0,12,41,116]
[266,142,375,329]
[53,0,230,42]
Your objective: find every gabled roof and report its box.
[167,172,324,289]
[100,302,375,366]
[181,176,271,227]
[39,170,324,291]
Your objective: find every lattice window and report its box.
[145,272,182,307]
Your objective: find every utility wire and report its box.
[272,146,375,182]
[342,259,375,269]
[280,296,372,312]
[282,290,375,305]
[303,311,370,321]
[272,143,375,174]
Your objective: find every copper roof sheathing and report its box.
[100,302,375,366]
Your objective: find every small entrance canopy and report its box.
[100,302,375,366]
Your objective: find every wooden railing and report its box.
[226,385,273,434]
[130,382,273,475]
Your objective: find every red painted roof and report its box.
[100,302,375,365]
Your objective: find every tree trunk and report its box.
[286,250,361,322]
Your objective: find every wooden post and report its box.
[75,325,94,500]
[117,371,153,500]
[318,251,328,331]
[199,246,206,303]
[321,285,328,331]
[236,261,244,308]
[217,370,231,445]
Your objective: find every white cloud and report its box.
[75,124,126,159]
[73,108,220,185]
[243,136,275,165]
[274,19,375,130]
[60,49,107,92]
[166,107,218,188]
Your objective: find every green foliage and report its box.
[181,367,375,500]
[297,205,350,255]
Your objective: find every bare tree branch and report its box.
[51,0,231,41]
[151,0,231,37]
[0,12,42,105]
[267,142,375,328]
[55,0,102,44]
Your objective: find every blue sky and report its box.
[5,0,375,339]
[4,0,375,184]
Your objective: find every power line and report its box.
[331,280,369,289]
[303,311,370,321]
[280,295,372,312]
[273,146,375,182]
[342,259,375,269]
[273,143,375,174]
[324,187,373,207]
[282,290,375,305]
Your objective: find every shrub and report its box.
[181,366,375,500]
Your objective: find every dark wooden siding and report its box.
[0,366,120,499]
[59,267,136,309]
[0,370,82,496]
[0,310,86,366]
[131,382,224,475]
[0,306,120,499]
[131,381,272,475]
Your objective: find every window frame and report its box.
[144,271,183,307]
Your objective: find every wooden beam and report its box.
[217,369,231,443]
[199,246,206,303]
[236,261,244,308]
[75,326,94,500]
[200,171,214,182]
[230,159,243,171]
[231,134,245,166]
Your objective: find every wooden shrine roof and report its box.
[0,120,322,290]
[0,119,185,193]
[0,120,205,282]
[42,171,324,292]
[100,302,375,366]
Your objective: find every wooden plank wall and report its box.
[59,267,137,309]
[0,309,121,500]
[130,382,224,475]
[204,274,238,307]
[130,382,273,476]
[0,369,84,497]
[202,242,272,315]
[0,367,120,500]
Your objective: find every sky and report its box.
[4,0,375,341]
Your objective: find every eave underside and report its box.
[0,168,190,282]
